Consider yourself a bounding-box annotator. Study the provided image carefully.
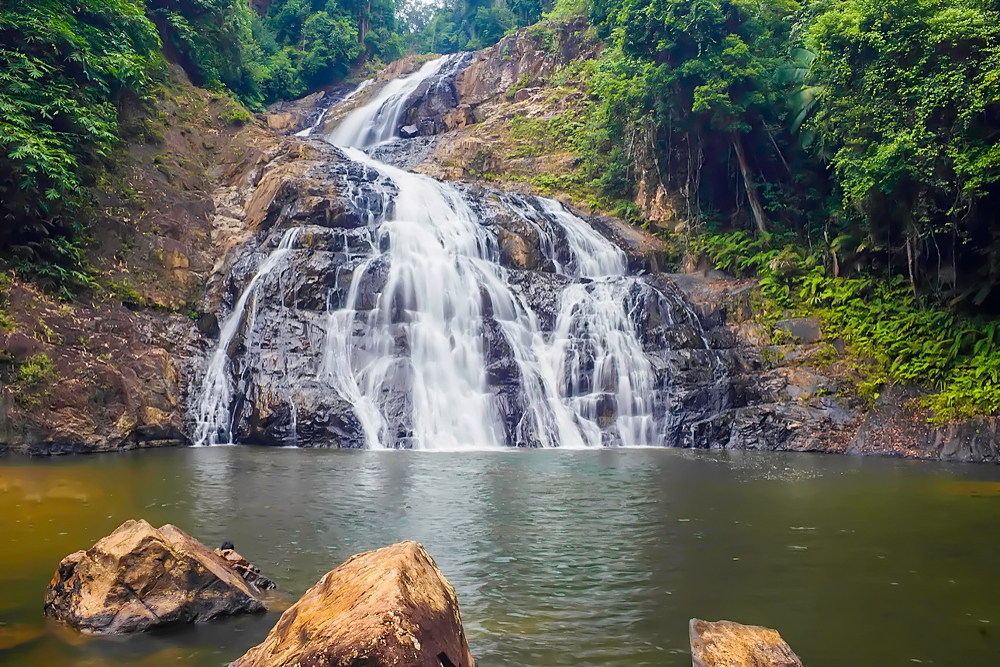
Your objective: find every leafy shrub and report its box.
[699,230,1000,423]
[17,353,56,387]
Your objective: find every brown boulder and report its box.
[231,541,474,667]
[44,519,267,634]
[690,619,803,667]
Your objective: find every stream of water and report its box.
[194,55,676,449]
[2,448,999,666]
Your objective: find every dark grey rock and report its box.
[775,317,822,344]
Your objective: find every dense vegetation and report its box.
[149,0,403,107]
[402,0,551,52]
[563,0,1000,420]
[585,0,1000,308]
[0,0,160,287]
[0,0,403,285]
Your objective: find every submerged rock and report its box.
[44,519,267,634]
[689,619,803,667]
[231,541,474,667]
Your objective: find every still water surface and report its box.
[2,447,999,666]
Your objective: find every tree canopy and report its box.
[0,0,160,280]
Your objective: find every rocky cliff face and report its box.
[0,64,280,455]
[200,36,1000,461]
[190,139,706,448]
[184,138,855,453]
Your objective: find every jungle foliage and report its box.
[400,0,554,52]
[150,0,404,107]
[0,0,160,288]
[587,0,1000,315]
[0,0,403,286]
[579,0,1000,418]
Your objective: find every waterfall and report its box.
[192,53,681,450]
[194,229,300,445]
[295,80,373,138]
[327,55,463,148]
[312,148,660,449]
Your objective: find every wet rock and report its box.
[366,136,440,170]
[266,89,352,136]
[690,619,803,667]
[400,124,420,138]
[230,541,474,667]
[44,519,267,634]
[401,52,475,135]
[214,548,277,591]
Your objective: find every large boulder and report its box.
[690,619,803,667]
[231,541,474,667]
[44,519,268,634]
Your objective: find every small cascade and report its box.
[295,80,373,138]
[194,228,300,445]
[327,54,465,148]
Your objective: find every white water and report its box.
[196,55,664,449]
[321,149,507,450]
[194,229,300,445]
[315,146,660,449]
[327,55,457,148]
[295,79,373,138]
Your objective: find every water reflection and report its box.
[0,448,998,667]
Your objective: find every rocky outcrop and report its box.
[192,137,706,448]
[851,387,1000,463]
[231,541,474,667]
[454,19,598,107]
[215,546,277,591]
[44,519,268,633]
[266,85,363,136]
[0,286,197,455]
[690,619,803,667]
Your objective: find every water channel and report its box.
[2,447,999,666]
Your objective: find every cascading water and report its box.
[294,79,373,138]
[328,55,466,148]
[193,53,709,449]
[195,229,300,445]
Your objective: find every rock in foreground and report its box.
[231,540,474,667]
[690,619,803,667]
[44,519,267,633]
[215,546,278,591]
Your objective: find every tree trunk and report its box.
[359,1,370,43]
[732,133,768,234]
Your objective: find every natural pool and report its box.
[1,447,999,666]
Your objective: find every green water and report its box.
[1,447,999,666]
